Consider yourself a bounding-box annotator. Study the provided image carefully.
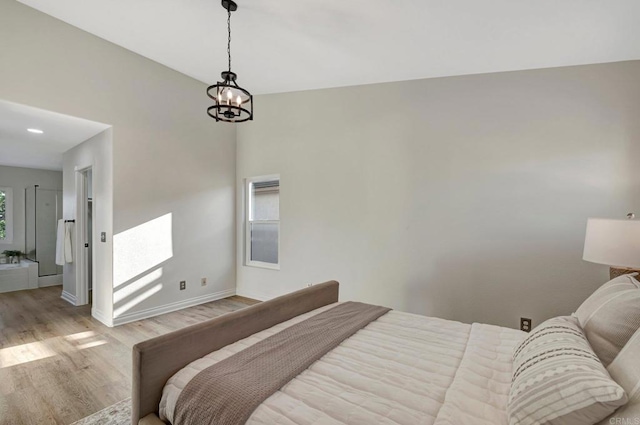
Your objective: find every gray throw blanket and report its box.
[173,301,391,425]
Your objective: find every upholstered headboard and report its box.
[131,281,340,424]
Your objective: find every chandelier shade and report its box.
[207,71,253,122]
[207,0,253,123]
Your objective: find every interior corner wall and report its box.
[63,129,113,324]
[0,165,63,254]
[0,0,237,326]
[236,60,640,328]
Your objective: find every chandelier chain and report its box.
[227,7,232,73]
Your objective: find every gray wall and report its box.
[0,165,62,255]
[237,60,640,328]
[0,0,236,325]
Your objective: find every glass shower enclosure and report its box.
[25,186,63,277]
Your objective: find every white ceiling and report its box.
[16,0,640,95]
[0,100,110,171]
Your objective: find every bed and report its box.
[132,278,640,425]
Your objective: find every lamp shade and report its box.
[583,218,640,268]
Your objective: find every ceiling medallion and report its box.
[207,0,253,123]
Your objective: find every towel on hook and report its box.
[55,219,65,265]
[55,220,74,265]
[64,221,73,263]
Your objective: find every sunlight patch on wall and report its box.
[113,283,163,318]
[113,213,173,287]
[114,268,163,304]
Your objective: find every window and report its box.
[245,175,280,269]
[0,187,13,244]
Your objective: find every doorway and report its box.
[76,166,94,307]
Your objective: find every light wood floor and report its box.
[0,286,258,425]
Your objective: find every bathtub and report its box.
[0,260,39,293]
[0,263,24,270]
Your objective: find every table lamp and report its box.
[583,213,640,279]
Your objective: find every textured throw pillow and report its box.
[598,327,640,425]
[509,316,627,425]
[574,273,640,367]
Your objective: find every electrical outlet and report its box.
[180,281,186,290]
[520,317,532,332]
[201,277,207,286]
[307,283,313,287]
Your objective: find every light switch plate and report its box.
[100,232,106,242]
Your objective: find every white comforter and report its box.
[160,303,525,425]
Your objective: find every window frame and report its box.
[245,174,280,270]
[0,186,14,245]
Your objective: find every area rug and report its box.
[71,398,131,425]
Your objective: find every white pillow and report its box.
[598,327,640,424]
[574,273,640,366]
[509,316,627,425]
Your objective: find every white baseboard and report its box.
[112,288,237,326]
[92,308,112,327]
[39,274,63,288]
[61,290,77,305]
[235,289,269,302]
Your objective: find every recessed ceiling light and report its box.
[27,128,44,134]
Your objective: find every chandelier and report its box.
[207,0,253,123]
